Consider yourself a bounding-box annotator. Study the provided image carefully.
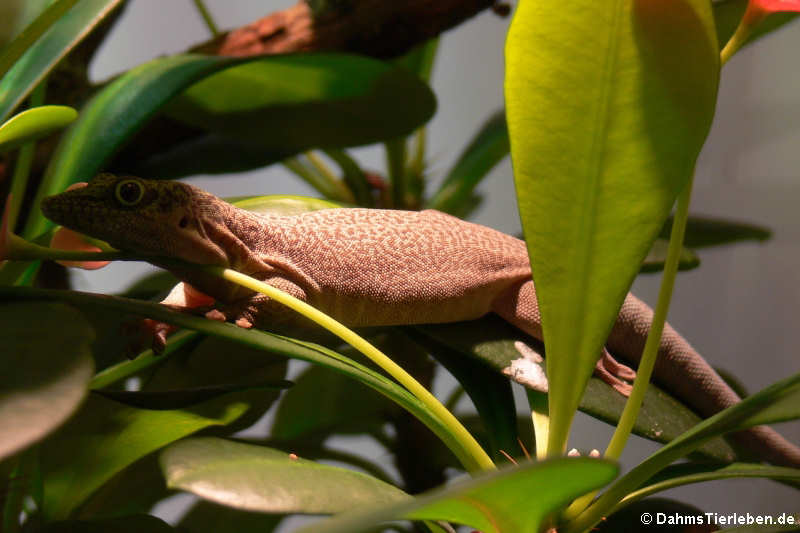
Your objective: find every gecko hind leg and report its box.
[493,278,637,397]
[595,349,635,396]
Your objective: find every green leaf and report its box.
[616,462,800,513]
[0,105,76,153]
[27,53,433,238]
[271,364,398,442]
[25,54,235,238]
[660,215,772,248]
[567,372,800,533]
[505,0,719,453]
[426,111,509,214]
[163,54,436,151]
[38,514,177,532]
[300,458,618,533]
[0,0,79,86]
[0,0,124,122]
[405,328,520,460]
[0,302,94,461]
[411,316,738,463]
[141,335,289,436]
[93,381,292,410]
[39,392,252,520]
[160,437,409,513]
[229,194,342,215]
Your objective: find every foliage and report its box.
[0,1,798,532]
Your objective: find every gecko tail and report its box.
[610,293,800,469]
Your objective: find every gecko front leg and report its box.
[204,276,310,332]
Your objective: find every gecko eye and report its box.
[114,179,144,206]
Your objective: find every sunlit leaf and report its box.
[161,437,408,513]
[505,0,719,453]
[0,0,123,122]
[302,458,617,533]
[0,105,76,153]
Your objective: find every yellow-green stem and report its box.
[564,171,695,527]
[7,83,46,232]
[720,8,764,66]
[214,267,496,472]
[306,151,354,203]
[191,0,220,37]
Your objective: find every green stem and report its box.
[719,7,764,66]
[214,266,496,473]
[7,83,47,233]
[90,330,198,389]
[324,148,373,206]
[385,138,407,208]
[191,0,220,37]
[564,171,695,527]
[306,151,354,203]
[283,157,352,203]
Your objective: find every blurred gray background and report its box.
[68,0,800,528]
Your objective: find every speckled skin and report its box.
[41,174,800,467]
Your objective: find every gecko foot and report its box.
[205,309,227,322]
[235,317,253,329]
[594,350,634,396]
[121,318,175,357]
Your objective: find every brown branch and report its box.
[195,0,505,59]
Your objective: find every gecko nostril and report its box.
[178,216,188,228]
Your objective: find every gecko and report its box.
[41,173,800,467]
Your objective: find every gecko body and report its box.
[41,174,800,467]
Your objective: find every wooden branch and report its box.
[195,0,504,59]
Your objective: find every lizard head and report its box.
[41,173,229,265]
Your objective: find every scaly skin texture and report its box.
[42,173,800,467]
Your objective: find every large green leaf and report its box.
[300,458,618,533]
[0,105,76,153]
[39,391,252,520]
[0,302,94,461]
[505,0,719,453]
[405,327,521,460]
[160,437,408,513]
[0,0,79,86]
[164,54,436,151]
[26,53,433,238]
[271,364,398,442]
[0,0,124,122]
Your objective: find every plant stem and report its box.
[385,138,407,208]
[215,266,496,473]
[564,170,696,524]
[720,6,764,66]
[306,151,354,203]
[191,0,220,37]
[283,156,352,203]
